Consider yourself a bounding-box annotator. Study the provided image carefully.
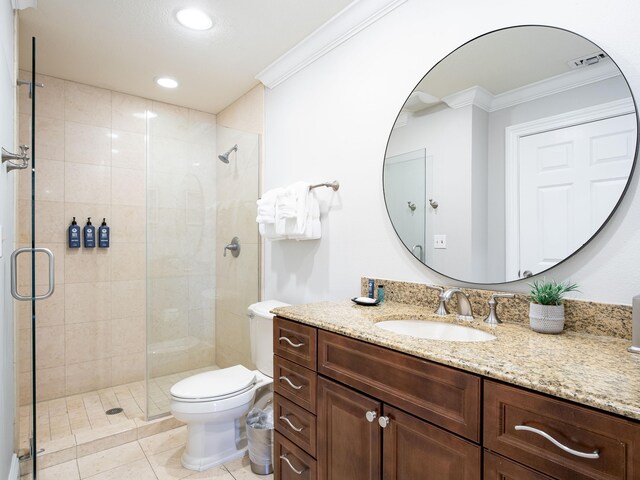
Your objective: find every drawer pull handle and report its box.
[378,416,390,428]
[280,415,304,432]
[279,375,303,390]
[365,410,377,423]
[514,425,600,459]
[280,454,305,475]
[279,336,304,348]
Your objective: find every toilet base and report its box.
[181,445,247,472]
[179,404,251,472]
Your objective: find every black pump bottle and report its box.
[83,217,96,248]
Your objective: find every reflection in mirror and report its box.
[384,25,637,284]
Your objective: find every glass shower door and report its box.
[11,37,55,480]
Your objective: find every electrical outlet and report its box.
[434,234,446,249]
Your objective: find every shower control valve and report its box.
[223,236,241,257]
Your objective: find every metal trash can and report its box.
[246,394,274,475]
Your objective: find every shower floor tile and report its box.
[19,366,215,456]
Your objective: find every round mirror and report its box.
[384,25,638,284]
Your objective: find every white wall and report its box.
[386,104,475,279]
[264,0,640,306]
[0,0,16,477]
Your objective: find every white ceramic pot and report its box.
[529,303,565,334]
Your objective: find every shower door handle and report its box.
[10,247,55,301]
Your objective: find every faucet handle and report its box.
[425,285,448,316]
[484,293,514,325]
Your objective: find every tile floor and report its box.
[20,367,213,452]
[22,426,272,479]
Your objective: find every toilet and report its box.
[170,300,289,471]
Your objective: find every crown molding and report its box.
[491,59,621,111]
[440,60,622,113]
[442,85,493,111]
[256,0,407,88]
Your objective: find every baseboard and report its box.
[8,454,19,480]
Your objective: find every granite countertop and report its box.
[272,300,640,421]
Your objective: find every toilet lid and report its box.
[170,365,257,401]
[248,300,290,318]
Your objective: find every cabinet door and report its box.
[317,377,381,480]
[382,405,480,480]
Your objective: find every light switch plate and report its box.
[434,234,446,249]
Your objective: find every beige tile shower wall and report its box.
[215,85,264,369]
[16,72,216,403]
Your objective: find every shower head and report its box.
[218,144,238,163]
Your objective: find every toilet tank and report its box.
[248,300,290,377]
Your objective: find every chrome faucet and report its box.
[441,288,474,321]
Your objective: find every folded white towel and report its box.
[290,181,311,234]
[256,188,283,225]
[258,183,321,241]
[288,194,321,241]
[259,223,284,240]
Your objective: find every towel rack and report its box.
[309,180,340,191]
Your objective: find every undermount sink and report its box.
[375,319,496,342]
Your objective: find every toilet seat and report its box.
[170,365,257,403]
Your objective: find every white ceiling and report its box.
[416,26,605,99]
[18,0,354,113]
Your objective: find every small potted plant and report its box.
[528,280,579,334]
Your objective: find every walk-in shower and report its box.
[15,66,261,477]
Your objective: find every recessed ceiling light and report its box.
[155,77,179,89]
[176,8,212,30]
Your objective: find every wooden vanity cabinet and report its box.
[274,316,481,480]
[274,316,640,479]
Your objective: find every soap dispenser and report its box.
[83,217,96,248]
[68,217,81,248]
[98,218,110,248]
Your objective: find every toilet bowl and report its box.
[170,300,289,471]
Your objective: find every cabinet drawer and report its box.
[275,393,317,457]
[318,330,481,441]
[275,432,317,480]
[274,317,317,370]
[484,451,554,479]
[484,380,640,480]
[274,355,317,413]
